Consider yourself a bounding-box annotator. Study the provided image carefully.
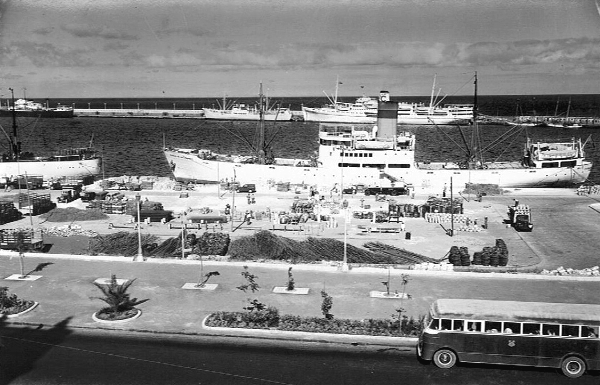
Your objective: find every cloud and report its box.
[189,37,600,71]
[461,38,600,68]
[33,27,55,35]
[155,26,209,38]
[0,41,93,67]
[61,24,138,40]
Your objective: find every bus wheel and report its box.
[561,356,586,378]
[433,349,457,369]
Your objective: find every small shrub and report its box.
[321,290,334,320]
[237,266,259,293]
[0,286,34,315]
[286,267,295,291]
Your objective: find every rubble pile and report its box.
[540,266,600,276]
[41,225,98,237]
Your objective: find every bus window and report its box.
[523,323,541,334]
[485,321,501,333]
[583,326,599,338]
[441,319,452,330]
[543,324,560,336]
[467,321,482,332]
[561,325,580,337]
[429,318,439,330]
[503,322,521,334]
[453,320,464,331]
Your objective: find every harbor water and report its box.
[0,115,599,185]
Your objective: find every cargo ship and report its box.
[164,78,592,192]
[0,91,101,182]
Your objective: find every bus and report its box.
[417,299,600,378]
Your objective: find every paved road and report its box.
[2,325,600,385]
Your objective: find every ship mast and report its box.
[473,71,478,123]
[257,82,266,164]
[429,74,437,112]
[9,88,19,160]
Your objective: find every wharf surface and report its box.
[1,184,600,346]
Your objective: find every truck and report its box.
[507,204,533,232]
[0,229,44,251]
[236,184,256,193]
[363,186,407,196]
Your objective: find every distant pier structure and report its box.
[515,115,600,127]
[74,107,205,119]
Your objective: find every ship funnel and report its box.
[376,91,397,139]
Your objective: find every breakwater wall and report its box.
[74,108,304,120]
[515,115,600,127]
[74,108,205,119]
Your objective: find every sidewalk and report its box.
[3,252,600,348]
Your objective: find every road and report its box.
[1,325,600,385]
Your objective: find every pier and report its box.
[74,108,205,119]
[515,115,600,127]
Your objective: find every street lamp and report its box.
[134,193,143,262]
[341,206,349,271]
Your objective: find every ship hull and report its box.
[396,116,470,125]
[303,107,471,125]
[302,107,376,124]
[0,158,102,180]
[164,149,591,191]
[203,109,292,121]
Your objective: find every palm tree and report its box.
[93,275,148,319]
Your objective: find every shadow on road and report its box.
[0,316,73,385]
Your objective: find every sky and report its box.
[1,0,600,98]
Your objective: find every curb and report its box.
[5,251,600,281]
[201,315,418,347]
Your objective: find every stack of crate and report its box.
[101,201,127,214]
[18,192,56,215]
[0,201,22,224]
[0,229,43,250]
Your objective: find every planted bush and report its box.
[205,312,424,337]
[0,287,35,315]
[93,275,149,321]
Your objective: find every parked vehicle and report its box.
[363,186,407,196]
[81,191,108,202]
[418,298,600,378]
[236,184,256,193]
[507,203,533,232]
